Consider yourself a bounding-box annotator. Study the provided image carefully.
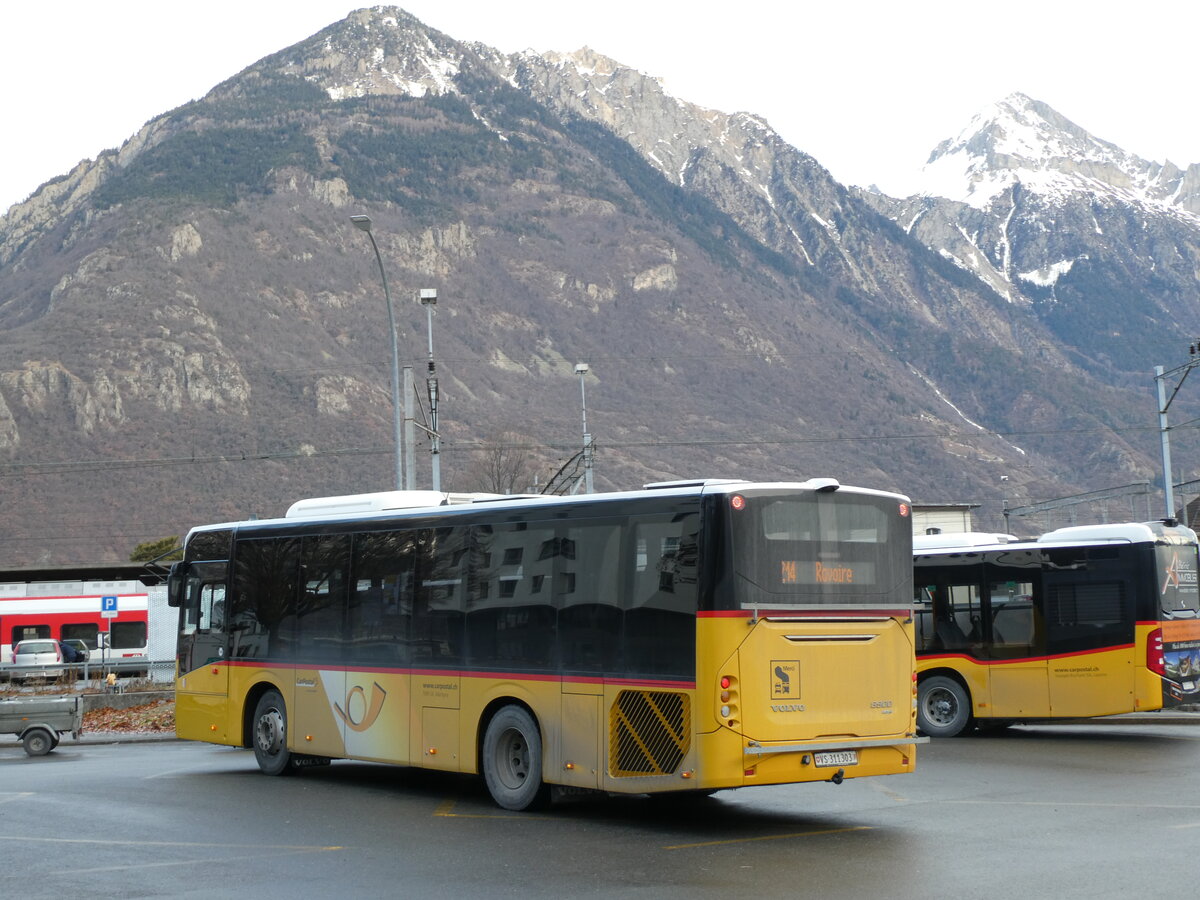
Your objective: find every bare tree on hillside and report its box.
[461,431,543,495]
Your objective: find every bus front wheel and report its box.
[482,705,550,811]
[917,676,972,738]
[252,690,295,776]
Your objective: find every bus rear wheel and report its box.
[482,706,550,811]
[252,690,295,776]
[917,676,972,738]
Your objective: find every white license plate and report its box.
[814,750,858,767]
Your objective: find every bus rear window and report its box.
[731,492,910,609]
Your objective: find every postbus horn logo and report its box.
[334,682,388,732]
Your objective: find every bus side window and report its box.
[988,580,1035,649]
[939,584,977,649]
[914,585,936,652]
[202,583,227,632]
[625,514,699,678]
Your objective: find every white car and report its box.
[12,639,63,680]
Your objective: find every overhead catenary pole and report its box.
[1155,342,1200,519]
[1157,364,1175,518]
[420,289,440,492]
[350,214,404,491]
[575,362,594,494]
[403,365,416,491]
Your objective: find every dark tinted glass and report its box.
[295,535,350,663]
[110,621,147,650]
[187,529,233,562]
[412,527,465,665]
[349,530,417,665]
[468,523,557,669]
[731,491,910,609]
[624,514,699,677]
[558,520,624,674]
[231,537,301,660]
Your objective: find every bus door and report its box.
[174,562,230,697]
[985,573,1049,719]
[1043,568,1135,717]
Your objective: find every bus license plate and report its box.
[814,750,858,767]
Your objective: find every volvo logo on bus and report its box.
[771,704,807,712]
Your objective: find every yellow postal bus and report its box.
[914,520,1200,737]
[169,478,921,809]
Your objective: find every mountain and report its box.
[860,93,1200,378]
[0,10,1191,564]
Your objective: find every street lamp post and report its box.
[420,288,441,492]
[575,362,594,494]
[350,214,404,491]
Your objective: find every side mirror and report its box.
[167,561,189,608]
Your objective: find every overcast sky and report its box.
[3,1,1198,214]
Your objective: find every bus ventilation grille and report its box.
[610,690,690,777]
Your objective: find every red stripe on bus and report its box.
[921,643,1137,666]
[698,608,910,618]
[218,659,694,688]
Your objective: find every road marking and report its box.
[0,836,342,850]
[433,798,540,819]
[942,799,1200,811]
[664,825,872,850]
[0,793,34,806]
[1169,822,1200,829]
[869,781,909,802]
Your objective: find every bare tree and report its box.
[462,431,542,494]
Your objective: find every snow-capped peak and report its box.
[914,92,1189,213]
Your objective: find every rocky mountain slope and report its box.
[0,8,1192,564]
[860,93,1200,378]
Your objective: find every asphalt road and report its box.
[3,722,1198,899]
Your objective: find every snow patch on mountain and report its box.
[915,93,1199,224]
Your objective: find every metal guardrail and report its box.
[0,657,168,683]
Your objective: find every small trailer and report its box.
[0,695,84,756]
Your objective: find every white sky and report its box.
[3,1,1198,214]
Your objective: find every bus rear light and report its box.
[1147,627,1166,677]
[718,674,739,726]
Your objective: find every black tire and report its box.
[917,675,972,738]
[252,690,295,776]
[481,706,550,811]
[23,727,54,757]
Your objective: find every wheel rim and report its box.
[28,733,49,753]
[924,688,959,726]
[256,706,285,757]
[492,726,530,791]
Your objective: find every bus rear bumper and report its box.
[744,734,928,756]
[739,734,926,784]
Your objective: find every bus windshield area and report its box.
[730,491,911,609]
[1156,544,1200,618]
